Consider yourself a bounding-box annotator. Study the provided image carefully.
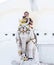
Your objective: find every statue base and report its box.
[11,59,40,65]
